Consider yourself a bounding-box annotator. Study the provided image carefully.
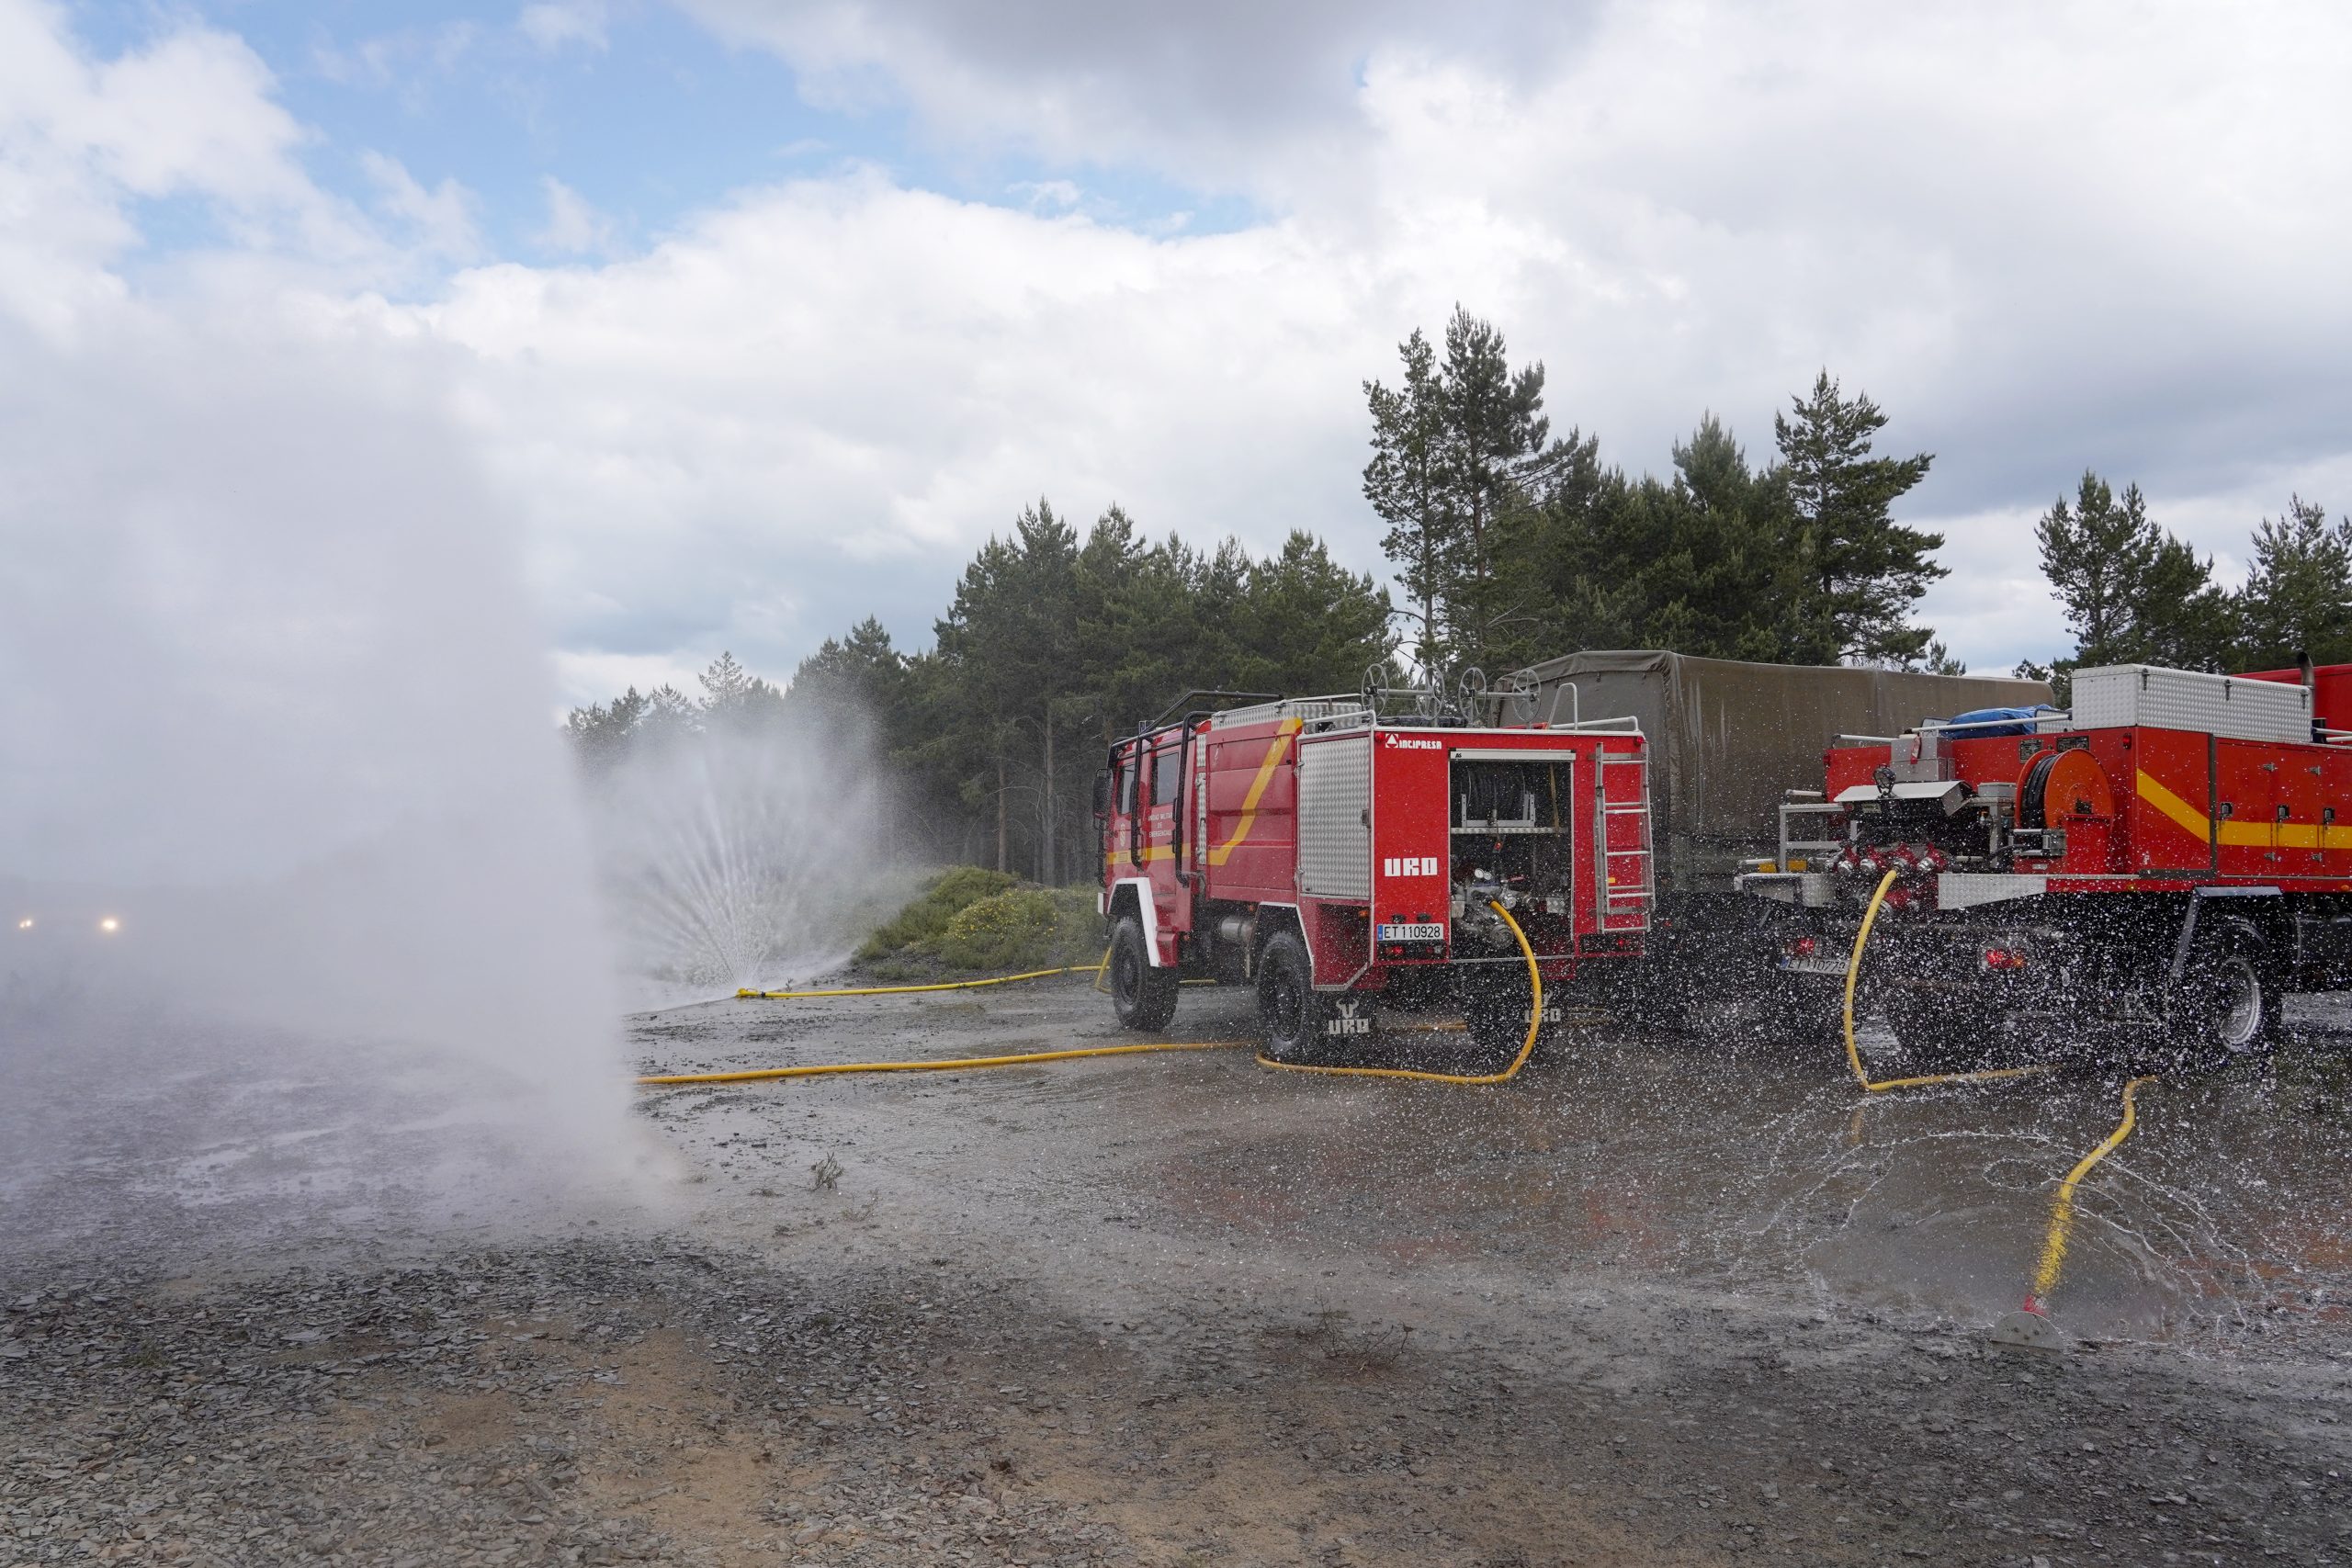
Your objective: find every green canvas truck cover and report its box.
[1502,650,2055,897]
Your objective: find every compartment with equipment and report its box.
[1448,751,1577,958]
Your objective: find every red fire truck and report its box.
[1738,660,2352,1068]
[1094,681,1654,1060]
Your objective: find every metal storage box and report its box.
[2070,664,2312,744]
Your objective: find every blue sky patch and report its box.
[69,0,1258,276]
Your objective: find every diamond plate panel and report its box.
[1298,734,1372,899]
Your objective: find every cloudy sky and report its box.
[8,0,2351,703]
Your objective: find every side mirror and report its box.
[1092,770,1111,817]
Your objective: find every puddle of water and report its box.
[1111,988,2352,1352]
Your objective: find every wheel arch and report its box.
[2167,887,2289,987]
[1252,901,1306,984]
[1106,877,1162,966]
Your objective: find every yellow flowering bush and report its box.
[857,867,1099,975]
[854,866,1017,962]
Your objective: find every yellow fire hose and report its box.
[729,949,1222,1003]
[2022,1074,2157,1314]
[646,901,1544,1089]
[1252,901,1544,1086]
[1842,867,2054,1093]
[638,1039,1250,1087]
[735,964,1100,1000]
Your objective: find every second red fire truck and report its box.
[1737,660,2352,1069]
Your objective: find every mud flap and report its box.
[1318,996,1377,1043]
[1987,1310,2064,1352]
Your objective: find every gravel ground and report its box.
[6,983,2352,1566]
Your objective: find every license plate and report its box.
[1377,922,1445,942]
[1780,956,1849,976]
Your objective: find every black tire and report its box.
[1108,913,1178,1032]
[1461,963,1542,1058]
[1881,986,1994,1073]
[1594,959,1690,1034]
[2161,919,2273,1074]
[1770,974,1849,1045]
[1258,928,1357,1064]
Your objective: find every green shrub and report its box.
[932,888,1057,971]
[854,866,1018,962]
[855,868,1102,975]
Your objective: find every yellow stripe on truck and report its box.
[2137,767,2352,851]
[1206,718,1302,867]
[2134,770,2211,843]
[1102,716,1306,869]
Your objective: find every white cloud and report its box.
[1009,178,1080,213]
[10,0,2352,701]
[673,0,1566,196]
[518,1,609,53]
[310,20,481,93]
[0,1,362,326]
[409,1,2352,679]
[395,174,1375,693]
[361,151,482,263]
[552,649,710,705]
[536,175,615,254]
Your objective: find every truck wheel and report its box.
[1462,966,1542,1058]
[1258,928,1340,1064]
[2164,919,2272,1073]
[1882,987,1991,1073]
[1108,915,1178,1032]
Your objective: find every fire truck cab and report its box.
[1095,681,1653,1062]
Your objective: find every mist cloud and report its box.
[0,7,632,1222]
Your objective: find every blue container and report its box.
[1935,705,2059,739]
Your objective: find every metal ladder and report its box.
[1596,751,1655,924]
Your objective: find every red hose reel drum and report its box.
[2018,747,2116,826]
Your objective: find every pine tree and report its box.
[787,616,908,736]
[1365,309,1554,680]
[2034,472,2229,683]
[1234,531,1394,697]
[563,685,652,774]
[1362,328,1451,677]
[1435,306,1551,674]
[1659,414,1814,662]
[2235,495,2352,668]
[1498,427,1628,662]
[1773,371,1942,665]
[1505,414,1814,667]
[1917,639,1967,676]
[696,651,786,729]
[934,500,1081,876]
[2035,474,2154,661]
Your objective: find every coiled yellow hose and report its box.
[1842,867,2053,1092]
[1252,900,1544,1085]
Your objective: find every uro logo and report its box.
[1382,856,1440,877]
[1381,733,1443,750]
[1323,999,1374,1038]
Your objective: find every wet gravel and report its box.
[6,983,2352,1565]
[7,1239,2351,1566]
